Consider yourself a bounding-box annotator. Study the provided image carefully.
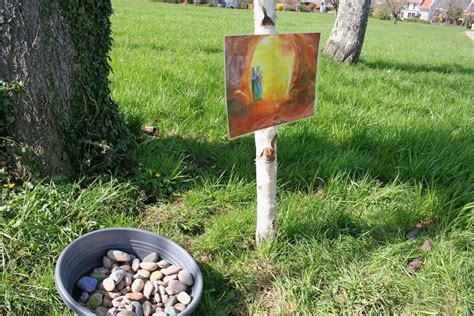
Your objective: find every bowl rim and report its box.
[55,227,203,315]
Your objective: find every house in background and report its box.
[419,0,437,20]
[401,0,421,19]
[400,0,438,21]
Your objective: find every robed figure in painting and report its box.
[252,66,263,101]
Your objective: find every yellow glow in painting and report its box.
[251,36,295,101]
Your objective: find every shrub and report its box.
[298,4,309,12]
[406,17,431,24]
[283,4,296,11]
[372,6,391,20]
[308,3,317,11]
[276,3,284,11]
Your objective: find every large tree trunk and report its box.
[1,1,76,178]
[253,0,278,244]
[0,0,127,179]
[324,0,371,64]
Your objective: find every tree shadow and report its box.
[359,59,474,75]
[129,122,472,238]
[194,262,247,316]
[133,123,472,194]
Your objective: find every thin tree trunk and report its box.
[324,0,371,64]
[253,0,278,244]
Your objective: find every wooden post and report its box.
[253,0,278,245]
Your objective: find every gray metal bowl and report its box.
[55,228,203,315]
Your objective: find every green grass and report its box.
[1,0,473,314]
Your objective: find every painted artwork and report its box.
[225,33,320,139]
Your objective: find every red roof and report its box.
[420,0,433,10]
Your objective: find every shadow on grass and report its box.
[360,59,474,75]
[194,262,246,316]
[133,125,472,196]
[129,123,472,238]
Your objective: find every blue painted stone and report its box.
[132,301,143,316]
[77,276,98,293]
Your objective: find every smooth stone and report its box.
[103,278,115,292]
[110,270,125,283]
[120,264,132,272]
[108,307,118,315]
[107,250,132,262]
[90,272,108,282]
[149,271,163,282]
[174,303,186,312]
[143,281,154,298]
[121,286,131,294]
[142,301,153,316]
[158,285,166,295]
[140,262,158,272]
[125,303,134,311]
[143,252,159,263]
[135,269,150,279]
[132,302,143,316]
[95,306,108,316]
[103,297,111,308]
[103,256,114,269]
[132,279,145,292]
[132,258,140,272]
[112,295,125,304]
[125,292,145,301]
[116,280,126,291]
[157,260,171,269]
[164,305,177,316]
[176,292,191,305]
[162,265,181,276]
[160,294,168,303]
[77,276,98,293]
[165,295,177,306]
[152,312,166,316]
[79,291,89,303]
[94,267,110,275]
[86,292,103,310]
[167,280,187,295]
[178,270,194,286]
[117,311,135,316]
[165,287,174,296]
[163,275,178,283]
[98,282,105,291]
[124,273,133,286]
[154,293,161,303]
[105,292,121,300]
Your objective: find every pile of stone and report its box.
[76,250,194,316]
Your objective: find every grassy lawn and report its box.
[1,0,473,314]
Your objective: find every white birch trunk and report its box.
[254,0,278,244]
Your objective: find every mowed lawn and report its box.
[1,0,473,314]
